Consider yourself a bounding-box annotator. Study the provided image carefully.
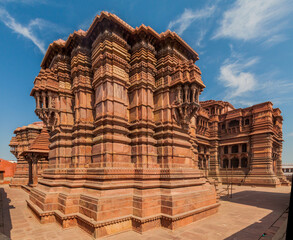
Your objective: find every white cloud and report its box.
[168,6,215,35]
[0,8,46,53]
[195,29,207,47]
[213,0,293,42]
[219,57,259,98]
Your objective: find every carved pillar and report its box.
[246,104,281,186]
[209,114,221,182]
[91,30,131,168]
[32,156,38,186]
[128,38,157,168]
[71,46,94,168]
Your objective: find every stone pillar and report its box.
[246,103,281,187]
[32,156,38,186]
[28,158,33,186]
[91,30,131,168]
[71,46,94,168]
[208,115,221,182]
[128,38,157,168]
[276,145,290,185]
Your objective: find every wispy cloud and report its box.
[219,48,293,107]
[213,0,293,44]
[219,57,259,98]
[168,6,216,35]
[0,8,46,53]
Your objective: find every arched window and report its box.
[224,146,228,154]
[241,157,248,168]
[231,157,239,168]
[229,120,239,127]
[231,145,238,153]
[242,144,247,152]
[223,159,229,168]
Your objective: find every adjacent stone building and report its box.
[27,12,219,238]
[9,122,49,187]
[198,100,289,187]
[0,159,16,184]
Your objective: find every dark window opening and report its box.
[222,124,226,129]
[242,144,247,152]
[224,146,228,154]
[241,157,248,168]
[223,159,229,168]
[231,145,238,153]
[229,120,239,127]
[245,119,250,125]
[46,96,49,108]
[231,157,239,168]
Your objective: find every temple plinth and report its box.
[27,12,219,238]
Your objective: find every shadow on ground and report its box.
[222,190,290,240]
[0,188,14,239]
[220,190,290,210]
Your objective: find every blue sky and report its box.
[0,0,293,163]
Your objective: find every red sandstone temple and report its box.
[17,12,287,238]
[9,122,49,187]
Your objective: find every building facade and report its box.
[9,122,49,187]
[198,100,289,187]
[0,159,16,184]
[27,12,219,238]
[282,164,293,182]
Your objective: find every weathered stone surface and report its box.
[27,11,219,238]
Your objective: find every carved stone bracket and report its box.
[35,108,59,131]
[172,84,200,128]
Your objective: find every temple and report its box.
[27,12,219,238]
[198,100,289,187]
[23,11,288,238]
[9,122,50,188]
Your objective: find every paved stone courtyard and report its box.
[0,184,290,240]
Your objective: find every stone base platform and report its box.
[1,184,291,240]
[9,175,29,188]
[26,168,219,238]
[27,199,219,238]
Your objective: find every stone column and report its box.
[71,46,94,168]
[246,103,280,186]
[208,114,221,182]
[32,156,38,186]
[128,38,157,168]
[28,157,33,186]
[91,30,131,168]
